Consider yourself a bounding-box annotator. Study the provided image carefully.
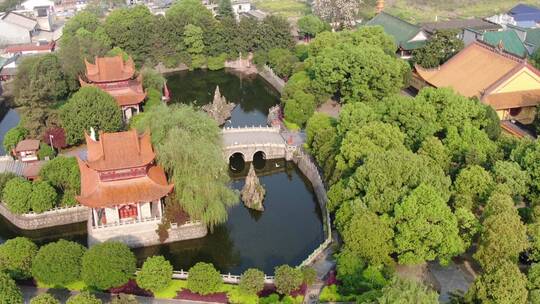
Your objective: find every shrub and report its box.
[284,91,316,127]
[0,271,23,304]
[38,143,56,160]
[144,88,162,111]
[110,294,138,304]
[42,127,67,149]
[187,262,222,295]
[207,53,227,71]
[142,68,165,91]
[32,239,86,286]
[259,294,280,304]
[0,172,16,201]
[0,237,37,280]
[3,177,32,214]
[39,156,80,192]
[274,265,303,295]
[30,294,60,304]
[136,255,173,293]
[66,292,101,304]
[29,181,58,213]
[239,268,265,295]
[81,242,136,290]
[3,125,28,154]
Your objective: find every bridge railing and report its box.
[222,125,280,134]
[172,270,275,284]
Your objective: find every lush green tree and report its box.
[0,272,23,304]
[103,5,156,64]
[300,266,317,285]
[274,265,303,295]
[81,242,136,290]
[529,263,540,290]
[528,221,540,262]
[413,30,464,68]
[454,207,480,249]
[394,184,465,265]
[305,113,339,180]
[239,268,265,295]
[187,262,222,295]
[0,237,37,280]
[283,91,316,127]
[282,71,312,100]
[307,42,409,103]
[443,124,498,167]
[66,292,101,304]
[141,68,165,92]
[30,294,60,304]
[531,48,540,70]
[336,101,380,136]
[3,177,33,214]
[29,181,57,213]
[184,24,206,69]
[513,140,540,201]
[329,150,450,214]
[466,261,527,304]
[132,105,238,229]
[417,137,451,173]
[32,239,86,286]
[257,16,295,51]
[13,54,69,106]
[333,121,406,180]
[166,0,215,30]
[474,191,528,271]
[493,160,529,199]
[38,143,56,160]
[136,256,172,293]
[267,48,298,78]
[377,277,438,304]
[3,125,28,154]
[340,208,394,266]
[60,87,123,145]
[452,165,494,211]
[62,11,100,37]
[0,172,16,200]
[297,15,329,39]
[217,0,234,19]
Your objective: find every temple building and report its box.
[76,130,206,247]
[412,41,540,137]
[79,56,146,121]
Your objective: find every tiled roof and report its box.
[79,77,146,106]
[15,139,39,152]
[85,130,156,171]
[415,41,523,98]
[483,89,540,109]
[483,30,527,57]
[510,4,540,15]
[84,56,135,83]
[77,159,173,208]
[366,12,425,50]
[5,41,55,53]
[525,28,540,48]
[421,18,501,34]
[0,12,37,30]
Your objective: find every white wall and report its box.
[140,202,151,219]
[105,207,119,223]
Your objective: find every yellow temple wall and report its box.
[492,68,540,94]
[497,106,536,124]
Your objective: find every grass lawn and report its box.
[380,0,540,23]
[153,280,187,299]
[253,0,310,18]
[37,280,87,291]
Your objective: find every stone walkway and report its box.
[303,232,338,304]
[20,286,210,304]
[428,261,474,303]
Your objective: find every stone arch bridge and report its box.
[222,126,297,162]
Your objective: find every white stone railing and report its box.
[18,204,88,217]
[93,216,162,230]
[172,270,275,284]
[222,125,280,134]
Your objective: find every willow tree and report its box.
[133,104,238,229]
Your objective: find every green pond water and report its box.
[0,69,325,275]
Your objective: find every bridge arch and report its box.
[229,152,246,172]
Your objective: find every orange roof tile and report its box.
[84,55,135,83]
[484,89,540,109]
[415,41,523,98]
[79,76,146,106]
[85,130,156,171]
[15,139,40,152]
[76,159,173,208]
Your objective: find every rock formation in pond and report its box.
[202,86,236,125]
[241,163,266,211]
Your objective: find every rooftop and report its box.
[15,139,39,152]
[84,55,136,83]
[483,30,527,57]
[421,18,501,34]
[0,11,37,31]
[366,12,426,50]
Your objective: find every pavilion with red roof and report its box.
[79,56,146,121]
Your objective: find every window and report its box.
[509,107,522,116]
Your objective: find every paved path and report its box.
[428,261,473,303]
[222,127,285,147]
[303,231,339,304]
[20,286,210,304]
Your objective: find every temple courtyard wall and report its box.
[0,203,88,230]
[87,218,208,248]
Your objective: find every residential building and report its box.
[76,130,177,246]
[4,41,55,57]
[412,41,540,136]
[487,4,540,28]
[0,12,38,45]
[365,12,428,59]
[202,0,252,20]
[421,18,501,39]
[509,25,540,55]
[481,30,528,57]
[14,139,40,162]
[79,56,146,121]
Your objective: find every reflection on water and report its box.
[166,69,280,127]
[0,109,20,155]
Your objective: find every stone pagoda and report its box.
[241,163,266,211]
[202,86,235,125]
[79,55,146,121]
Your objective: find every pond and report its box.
[0,69,325,275]
[0,109,20,155]
[165,69,280,127]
